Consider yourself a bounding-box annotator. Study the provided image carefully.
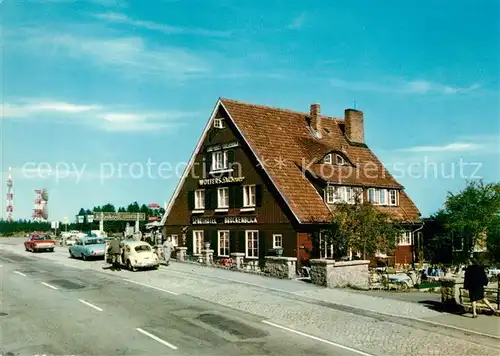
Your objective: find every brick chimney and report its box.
[345,109,364,143]
[310,103,321,133]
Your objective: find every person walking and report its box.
[108,237,122,271]
[163,237,173,266]
[464,258,497,317]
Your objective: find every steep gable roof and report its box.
[161,98,420,226]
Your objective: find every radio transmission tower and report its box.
[33,188,49,222]
[6,167,14,222]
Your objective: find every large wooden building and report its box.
[161,98,422,268]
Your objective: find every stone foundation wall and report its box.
[310,259,370,289]
[264,256,297,279]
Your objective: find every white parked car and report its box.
[120,240,159,271]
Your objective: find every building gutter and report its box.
[411,221,425,268]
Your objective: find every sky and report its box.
[1,0,499,222]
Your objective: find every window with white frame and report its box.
[379,189,387,205]
[194,189,205,210]
[214,118,224,128]
[336,154,345,165]
[193,230,204,254]
[217,187,229,208]
[170,235,178,247]
[398,231,412,246]
[245,231,259,258]
[367,188,398,206]
[323,154,332,164]
[389,190,398,206]
[325,186,358,204]
[211,151,228,171]
[273,234,282,249]
[218,230,230,256]
[243,185,256,207]
[368,188,377,203]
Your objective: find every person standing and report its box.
[108,237,122,271]
[464,258,497,317]
[163,237,173,266]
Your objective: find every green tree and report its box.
[320,200,401,260]
[442,180,500,259]
[127,202,140,213]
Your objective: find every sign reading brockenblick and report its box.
[192,216,258,224]
[98,212,146,221]
[198,176,245,186]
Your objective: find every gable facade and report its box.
[162,98,422,268]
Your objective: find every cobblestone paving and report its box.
[2,243,498,356]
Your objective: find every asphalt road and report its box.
[0,248,361,356]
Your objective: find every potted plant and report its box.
[204,241,211,249]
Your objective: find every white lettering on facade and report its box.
[206,141,240,152]
[198,176,245,186]
[192,217,217,225]
[224,216,257,224]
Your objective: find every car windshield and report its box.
[135,245,151,252]
[33,235,50,240]
[86,238,105,245]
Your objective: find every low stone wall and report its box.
[310,259,370,290]
[264,256,297,279]
[441,278,459,305]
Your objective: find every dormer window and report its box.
[323,153,346,165]
[214,118,224,129]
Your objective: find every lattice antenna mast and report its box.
[6,167,14,222]
[33,188,49,222]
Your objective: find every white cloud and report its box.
[330,78,481,95]
[287,13,307,30]
[24,32,209,80]
[93,12,231,38]
[2,101,101,117]
[400,143,483,153]
[1,98,195,133]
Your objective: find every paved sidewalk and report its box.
[1,241,498,355]
[164,260,500,338]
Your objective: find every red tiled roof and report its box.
[219,98,421,223]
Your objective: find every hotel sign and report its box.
[224,216,257,224]
[198,176,245,186]
[206,141,239,152]
[98,212,146,221]
[191,216,258,225]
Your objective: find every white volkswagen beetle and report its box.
[120,240,160,271]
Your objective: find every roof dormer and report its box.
[322,152,349,166]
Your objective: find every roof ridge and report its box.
[220,97,341,121]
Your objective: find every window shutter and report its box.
[259,231,266,258]
[230,230,238,254]
[212,188,218,209]
[255,184,263,207]
[187,230,193,254]
[229,185,236,208]
[210,230,218,253]
[227,149,235,165]
[205,188,212,210]
[238,230,246,254]
[235,185,243,208]
[205,154,212,176]
[188,191,195,210]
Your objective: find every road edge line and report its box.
[40,282,58,290]
[136,327,178,350]
[122,278,178,295]
[78,299,103,312]
[13,271,27,277]
[262,320,374,356]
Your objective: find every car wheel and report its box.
[82,254,87,261]
[49,248,54,252]
[69,251,74,258]
[127,260,136,272]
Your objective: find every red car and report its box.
[25,233,56,253]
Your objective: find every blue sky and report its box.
[1,0,499,222]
